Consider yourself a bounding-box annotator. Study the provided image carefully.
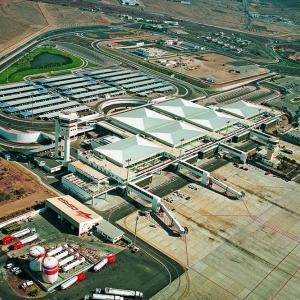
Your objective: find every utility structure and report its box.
[266,137,279,161]
[54,112,78,163]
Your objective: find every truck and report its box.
[20,281,34,290]
[104,288,143,299]
[84,294,124,300]
[93,254,117,272]
[11,233,39,250]
[1,228,31,245]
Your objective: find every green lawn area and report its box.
[0,47,82,84]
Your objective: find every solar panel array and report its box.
[0,82,89,120]
[0,67,174,119]
[83,67,174,96]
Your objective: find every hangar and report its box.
[45,195,103,236]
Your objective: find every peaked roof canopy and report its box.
[154,98,209,119]
[220,100,265,119]
[94,135,164,167]
[112,107,207,147]
[112,107,172,131]
[154,98,238,132]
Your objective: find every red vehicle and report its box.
[11,233,39,250]
[1,228,31,245]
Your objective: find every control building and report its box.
[54,112,78,163]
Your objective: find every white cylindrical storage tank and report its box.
[55,250,69,260]
[63,257,85,272]
[58,255,75,267]
[29,245,46,272]
[42,256,59,284]
[47,246,63,257]
[13,228,31,238]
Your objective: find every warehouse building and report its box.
[45,196,103,236]
[96,220,124,244]
[62,173,112,202]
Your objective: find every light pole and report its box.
[179,138,184,158]
[133,215,139,248]
[225,120,230,136]
[125,158,132,192]
[184,226,189,267]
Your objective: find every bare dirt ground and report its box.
[0,0,116,57]
[0,158,55,218]
[104,0,300,37]
[153,52,269,84]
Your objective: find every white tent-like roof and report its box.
[112,107,172,132]
[154,98,208,119]
[147,121,206,147]
[154,98,238,132]
[188,110,238,132]
[94,135,164,167]
[219,100,265,119]
[111,107,207,147]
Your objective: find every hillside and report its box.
[0,0,116,56]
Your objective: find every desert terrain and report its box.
[0,158,56,218]
[104,0,300,38]
[153,52,269,85]
[0,0,116,57]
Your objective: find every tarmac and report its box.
[117,162,300,299]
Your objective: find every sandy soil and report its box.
[0,0,47,54]
[0,159,56,218]
[154,52,269,84]
[104,0,300,37]
[0,0,116,56]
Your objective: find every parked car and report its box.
[11,267,20,272]
[20,281,33,290]
[6,263,14,269]
[15,270,22,275]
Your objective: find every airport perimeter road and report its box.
[55,42,118,67]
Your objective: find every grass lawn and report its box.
[0,47,82,84]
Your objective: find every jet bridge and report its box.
[127,183,161,211]
[250,129,273,144]
[127,183,186,234]
[178,160,244,199]
[218,143,247,163]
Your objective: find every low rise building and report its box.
[45,195,103,236]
